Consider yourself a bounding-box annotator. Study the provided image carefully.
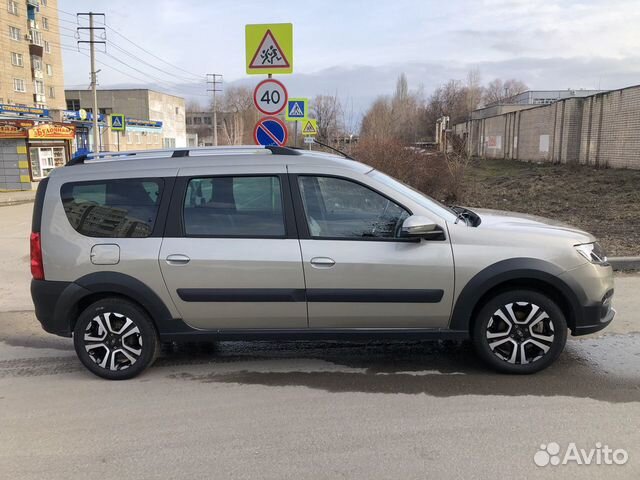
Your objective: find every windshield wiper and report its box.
[451,206,481,227]
[450,206,468,225]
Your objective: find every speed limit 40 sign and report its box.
[253,78,288,115]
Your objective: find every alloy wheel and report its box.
[485,302,555,365]
[83,312,143,371]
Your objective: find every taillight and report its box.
[30,232,44,280]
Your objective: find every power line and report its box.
[103,22,204,81]
[101,51,209,96]
[52,40,208,97]
[107,41,204,83]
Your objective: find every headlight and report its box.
[574,242,609,265]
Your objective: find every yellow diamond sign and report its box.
[301,119,318,136]
[246,23,293,75]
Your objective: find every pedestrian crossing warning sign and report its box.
[110,113,125,132]
[301,119,318,136]
[285,98,307,121]
[246,23,293,75]
[289,102,303,117]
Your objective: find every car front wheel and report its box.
[73,298,159,380]
[472,290,567,374]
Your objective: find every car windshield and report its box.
[368,170,458,222]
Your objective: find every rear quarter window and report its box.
[60,178,163,238]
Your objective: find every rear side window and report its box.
[61,178,163,238]
[183,176,284,237]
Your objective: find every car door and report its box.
[159,165,307,330]
[288,167,454,329]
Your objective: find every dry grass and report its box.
[461,158,640,256]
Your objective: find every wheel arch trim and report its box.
[449,258,585,332]
[56,272,180,335]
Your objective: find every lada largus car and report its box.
[30,146,615,379]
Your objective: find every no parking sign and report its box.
[254,117,289,146]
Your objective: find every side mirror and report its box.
[401,215,443,239]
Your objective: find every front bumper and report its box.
[559,262,615,336]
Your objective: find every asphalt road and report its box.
[1,202,639,480]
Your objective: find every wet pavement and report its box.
[1,315,639,404]
[1,315,639,479]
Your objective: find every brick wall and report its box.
[455,84,640,169]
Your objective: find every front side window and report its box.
[61,179,163,238]
[298,176,409,239]
[183,176,284,237]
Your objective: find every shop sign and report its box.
[28,123,76,140]
[0,120,33,139]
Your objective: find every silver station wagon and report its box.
[30,146,615,379]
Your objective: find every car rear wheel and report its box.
[472,290,567,374]
[73,298,159,380]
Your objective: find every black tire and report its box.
[472,290,567,374]
[73,298,160,380]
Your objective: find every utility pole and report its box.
[207,74,222,146]
[77,12,105,152]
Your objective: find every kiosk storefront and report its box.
[0,121,74,190]
[27,123,75,180]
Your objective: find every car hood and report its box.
[471,208,595,243]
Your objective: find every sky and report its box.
[58,0,640,127]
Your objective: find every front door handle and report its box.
[166,254,190,265]
[310,257,336,268]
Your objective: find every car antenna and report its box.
[311,139,356,160]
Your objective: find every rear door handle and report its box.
[166,254,190,265]
[310,257,336,268]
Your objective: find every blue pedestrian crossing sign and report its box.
[110,114,125,132]
[285,98,308,121]
[253,116,289,146]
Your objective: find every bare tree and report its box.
[465,68,483,118]
[311,94,343,143]
[218,86,258,145]
[360,73,426,143]
[186,100,205,112]
[483,78,528,105]
[360,96,393,141]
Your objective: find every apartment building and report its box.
[0,0,66,111]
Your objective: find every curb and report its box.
[0,192,36,207]
[609,257,640,271]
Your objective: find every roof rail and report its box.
[66,145,301,166]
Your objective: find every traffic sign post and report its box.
[253,79,288,115]
[110,114,125,132]
[285,98,307,121]
[246,23,293,75]
[110,114,125,152]
[254,117,289,147]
